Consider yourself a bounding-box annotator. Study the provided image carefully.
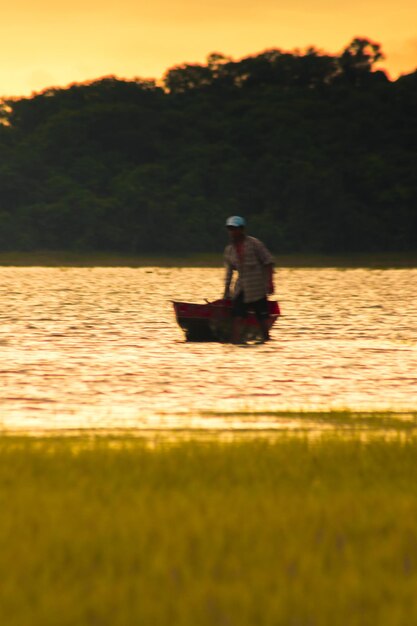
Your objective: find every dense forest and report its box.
[0,37,416,254]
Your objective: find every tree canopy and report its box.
[0,37,416,254]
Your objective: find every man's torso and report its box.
[224,236,273,303]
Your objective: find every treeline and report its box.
[0,37,416,254]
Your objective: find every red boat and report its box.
[173,298,280,342]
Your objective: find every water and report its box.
[0,267,416,433]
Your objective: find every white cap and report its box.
[226,215,246,227]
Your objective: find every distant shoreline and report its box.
[0,251,416,268]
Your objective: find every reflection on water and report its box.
[0,267,416,432]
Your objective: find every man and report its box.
[223,215,275,343]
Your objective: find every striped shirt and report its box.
[224,236,274,303]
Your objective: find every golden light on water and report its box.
[0,267,416,434]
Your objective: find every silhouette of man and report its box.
[223,216,275,343]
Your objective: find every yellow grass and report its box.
[1,434,417,625]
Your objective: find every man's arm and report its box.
[223,247,234,299]
[265,263,274,295]
[223,261,233,299]
[253,238,275,295]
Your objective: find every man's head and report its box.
[226,215,246,243]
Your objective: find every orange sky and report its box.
[1,0,416,97]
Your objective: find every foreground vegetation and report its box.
[1,37,416,255]
[1,435,417,625]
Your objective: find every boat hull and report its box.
[173,299,280,342]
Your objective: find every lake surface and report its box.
[0,267,416,433]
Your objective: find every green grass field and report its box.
[1,434,417,625]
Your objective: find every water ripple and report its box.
[0,266,416,431]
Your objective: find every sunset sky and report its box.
[2,0,416,98]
